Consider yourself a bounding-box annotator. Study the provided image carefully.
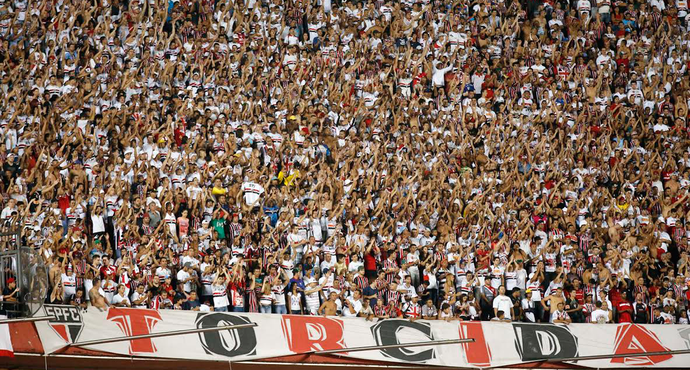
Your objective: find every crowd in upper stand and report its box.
[0,0,689,323]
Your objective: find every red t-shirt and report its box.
[609,287,623,307]
[58,195,71,214]
[617,301,633,323]
[364,253,377,271]
[476,248,491,270]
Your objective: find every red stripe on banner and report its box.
[0,349,13,357]
[52,325,69,343]
[459,321,491,367]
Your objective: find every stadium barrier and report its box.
[33,306,690,368]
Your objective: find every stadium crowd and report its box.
[0,0,689,324]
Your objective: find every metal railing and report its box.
[0,218,48,317]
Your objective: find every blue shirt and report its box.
[363,286,378,308]
[289,277,305,292]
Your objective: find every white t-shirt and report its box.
[305,288,320,309]
[288,292,301,311]
[112,293,130,306]
[91,214,106,233]
[212,283,229,308]
[493,295,514,319]
[577,0,591,11]
[272,284,286,305]
[131,291,147,308]
[348,260,364,273]
[592,308,610,323]
[155,267,171,280]
[342,297,363,317]
[242,181,265,205]
[521,298,536,322]
[0,207,15,219]
[432,62,453,86]
[61,273,77,298]
[177,269,192,292]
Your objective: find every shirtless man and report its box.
[541,286,566,322]
[89,277,109,311]
[319,291,338,316]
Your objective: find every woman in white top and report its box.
[405,246,421,287]
[504,261,519,292]
[111,284,131,307]
[163,203,177,236]
[287,283,303,314]
[259,281,274,314]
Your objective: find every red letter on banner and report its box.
[280,315,347,354]
[107,308,162,354]
[459,321,492,367]
[611,324,672,366]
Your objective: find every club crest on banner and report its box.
[43,305,84,344]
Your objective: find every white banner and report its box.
[34,305,690,368]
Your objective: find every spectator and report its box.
[493,286,514,321]
[491,310,511,323]
[633,294,650,324]
[183,291,201,311]
[479,279,497,321]
[69,289,88,309]
[552,302,572,324]
[439,303,454,322]
[509,287,523,320]
[1,278,18,316]
[421,298,438,320]
[112,284,131,307]
[522,290,536,323]
[343,290,363,317]
[592,301,612,324]
[287,283,303,315]
[403,295,422,320]
[542,286,566,322]
[212,270,230,312]
[565,288,583,323]
[617,296,634,323]
[319,292,338,316]
[360,298,375,321]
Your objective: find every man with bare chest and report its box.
[319,291,338,316]
[541,286,566,322]
[89,277,109,311]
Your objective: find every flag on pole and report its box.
[0,315,14,357]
